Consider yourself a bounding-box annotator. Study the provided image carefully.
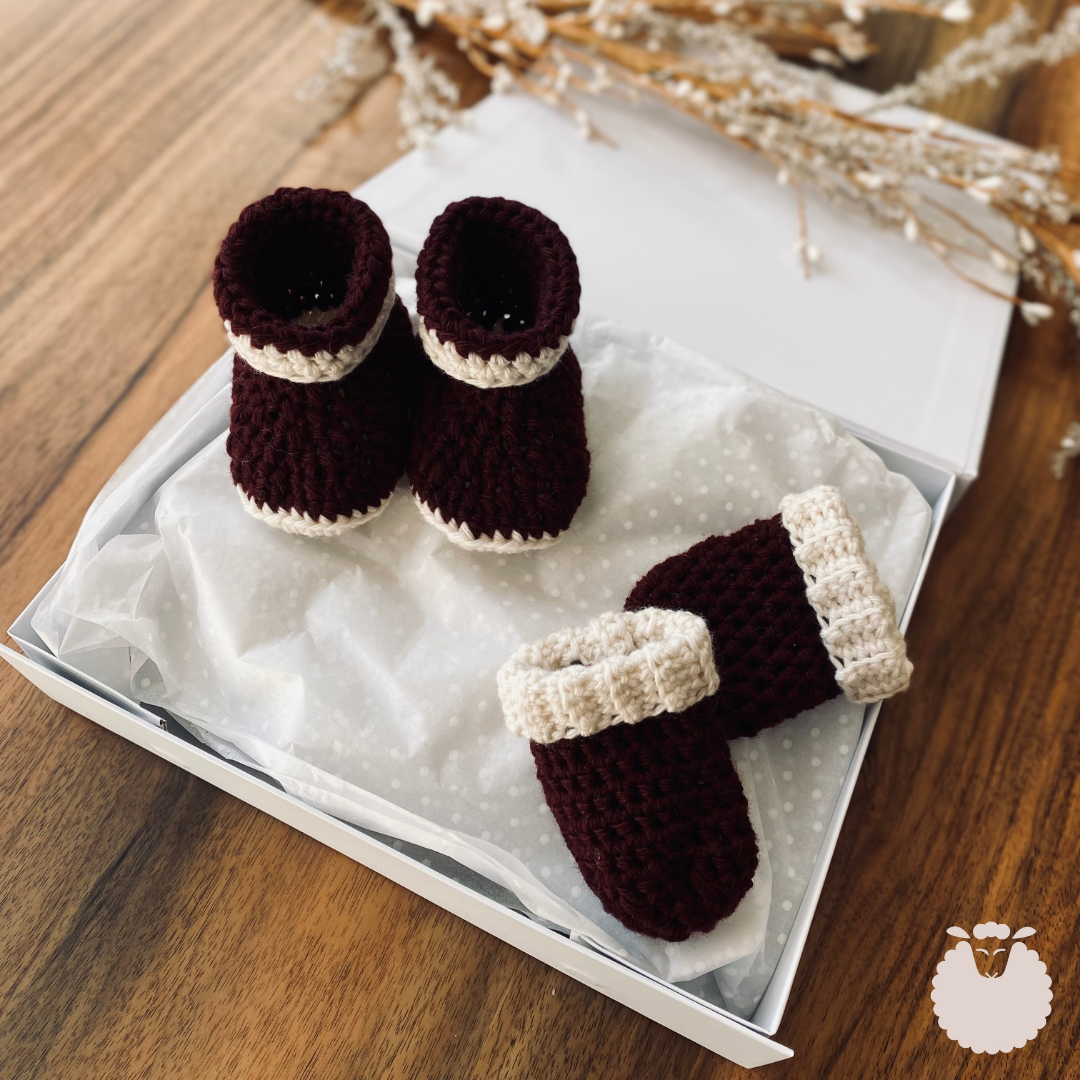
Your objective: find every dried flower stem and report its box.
[309,0,1080,470]
[377,0,1080,312]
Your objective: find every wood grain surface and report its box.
[1,0,1078,1076]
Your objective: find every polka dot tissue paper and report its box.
[32,313,930,1018]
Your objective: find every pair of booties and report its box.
[214,188,590,551]
[498,487,912,942]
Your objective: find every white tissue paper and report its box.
[33,310,930,1018]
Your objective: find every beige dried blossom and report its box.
[307,0,1080,470]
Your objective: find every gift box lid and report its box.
[357,88,1016,488]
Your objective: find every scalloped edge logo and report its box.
[931,923,1053,1054]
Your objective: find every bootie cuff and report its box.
[415,196,580,389]
[417,316,572,389]
[214,187,396,384]
[780,486,912,704]
[226,276,395,383]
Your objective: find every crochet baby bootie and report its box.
[215,187,418,537]
[497,486,911,941]
[409,197,590,552]
[625,485,913,739]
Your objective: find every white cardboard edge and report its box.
[0,640,793,1069]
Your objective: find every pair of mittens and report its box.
[497,486,912,941]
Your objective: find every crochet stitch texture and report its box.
[780,486,912,703]
[625,512,842,740]
[498,608,719,743]
[214,187,395,379]
[627,487,911,736]
[532,698,759,941]
[410,197,590,551]
[216,188,418,536]
[503,487,911,939]
[228,301,418,533]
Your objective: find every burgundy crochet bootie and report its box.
[409,197,590,552]
[497,487,911,941]
[214,187,418,537]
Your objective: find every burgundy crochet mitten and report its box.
[215,187,419,537]
[497,487,911,941]
[409,196,590,552]
[626,486,913,738]
[534,695,760,941]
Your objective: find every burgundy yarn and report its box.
[530,513,841,941]
[214,187,393,357]
[228,300,419,521]
[410,197,590,543]
[415,196,580,361]
[532,698,758,942]
[409,352,589,542]
[626,515,840,740]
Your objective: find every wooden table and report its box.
[2,1,1078,1075]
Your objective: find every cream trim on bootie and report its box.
[414,496,563,553]
[237,485,393,538]
[779,485,913,704]
[418,315,573,389]
[226,274,397,384]
[497,607,719,744]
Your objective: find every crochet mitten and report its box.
[626,486,913,738]
[499,606,757,941]
[214,187,419,537]
[409,197,590,552]
[497,486,911,941]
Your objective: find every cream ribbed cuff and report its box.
[497,607,719,744]
[779,485,912,705]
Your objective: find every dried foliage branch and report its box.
[305,0,1080,469]
[867,4,1080,110]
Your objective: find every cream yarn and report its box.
[780,485,913,704]
[418,316,573,389]
[497,607,719,744]
[237,485,393,538]
[414,497,563,552]
[225,274,397,384]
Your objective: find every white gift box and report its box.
[2,88,1013,1068]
